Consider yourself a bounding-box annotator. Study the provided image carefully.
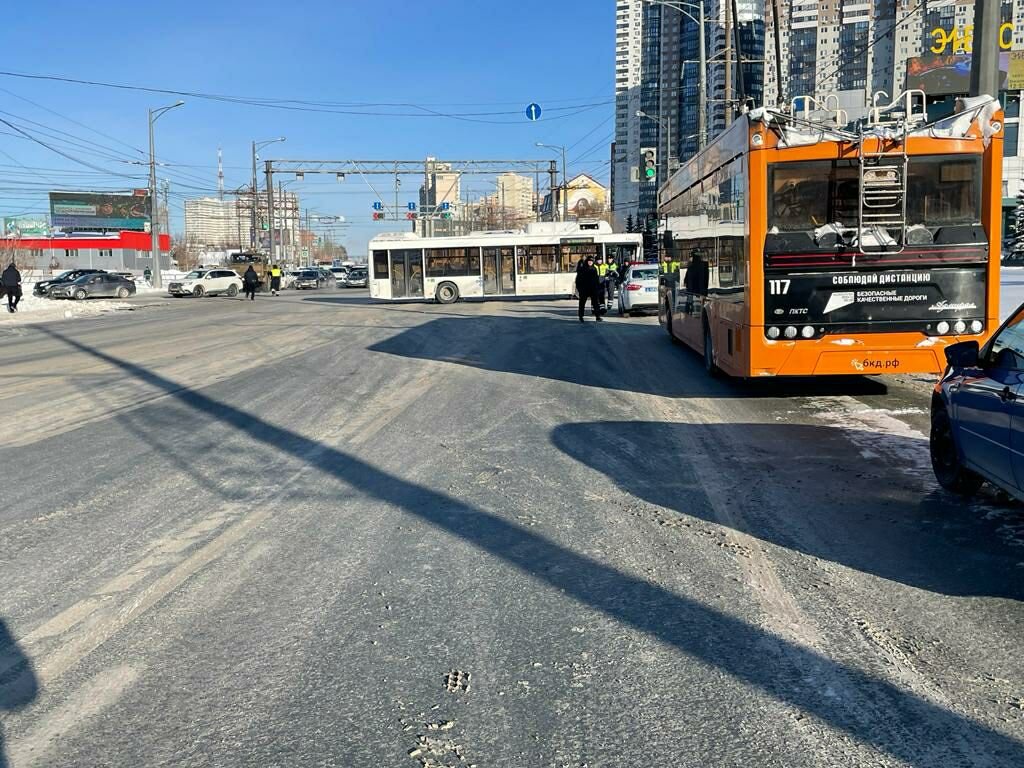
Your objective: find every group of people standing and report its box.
[574,254,621,322]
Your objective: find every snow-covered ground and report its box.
[0,280,167,326]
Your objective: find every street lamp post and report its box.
[643,0,707,149]
[636,110,674,173]
[251,137,285,253]
[535,142,568,222]
[148,100,184,289]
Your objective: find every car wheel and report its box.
[74,289,88,300]
[116,287,129,299]
[193,286,205,297]
[930,406,983,496]
[703,319,720,376]
[226,284,239,297]
[436,281,459,304]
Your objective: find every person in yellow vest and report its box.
[269,264,283,296]
[595,257,610,311]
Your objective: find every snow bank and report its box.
[0,285,137,326]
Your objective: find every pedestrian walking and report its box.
[576,255,602,322]
[2,262,22,313]
[242,265,259,301]
[269,264,282,296]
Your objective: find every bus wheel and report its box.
[436,282,459,304]
[703,321,720,376]
[665,302,679,344]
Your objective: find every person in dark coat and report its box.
[242,265,259,301]
[575,255,602,323]
[2,263,22,313]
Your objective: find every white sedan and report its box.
[617,264,661,316]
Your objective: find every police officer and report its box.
[603,254,619,307]
[269,263,283,296]
[576,255,602,322]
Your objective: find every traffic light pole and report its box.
[265,160,275,267]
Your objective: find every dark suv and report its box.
[33,269,106,297]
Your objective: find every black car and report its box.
[293,270,322,290]
[49,272,137,300]
[33,269,106,297]
[344,268,368,288]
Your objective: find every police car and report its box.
[617,263,661,316]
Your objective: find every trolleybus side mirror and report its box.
[944,340,979,369]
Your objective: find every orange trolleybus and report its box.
[657,90,1004,377]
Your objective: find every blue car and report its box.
[931,304,1024,497]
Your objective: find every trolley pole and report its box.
[970,0,1001,97]
[548,161,558,222]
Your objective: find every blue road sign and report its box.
[372,201,383,211]
[407,202,417,211]
[440,201,450,211]
[526,103,542,121]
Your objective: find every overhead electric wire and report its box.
[0,70,611,123]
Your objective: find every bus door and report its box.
[390,249,424,298]
[559,240,598,295]
[482,247,515,295]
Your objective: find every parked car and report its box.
[293,269,322,290]
[33,268,106,297]
[930,306,1024,498]
[617,263,660,316]
[344,267,368,288]
[49,272,137,300]
[167,269,243,297]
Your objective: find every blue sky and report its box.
[0,0,615,254]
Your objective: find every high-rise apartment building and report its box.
[612,0,645,230]
[185,192,299,251]
[495,173,535,221]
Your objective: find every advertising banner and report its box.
[48,191,151,231]
[3,217,50,236]
[1009,50,1024,90]
[906,53,1009,95]
[764,267,986,330]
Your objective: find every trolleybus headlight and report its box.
[801,325,815,339]
[767,326,780,339]
[991,121,1003,134]
[936,320,951,335]
[953,320,967,334]
[784,326,798,339]
[970,320,984,334]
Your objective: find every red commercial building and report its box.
[1,230,171,273]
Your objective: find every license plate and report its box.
[645,286,656,292]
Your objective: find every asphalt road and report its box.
[0,288,1022,767]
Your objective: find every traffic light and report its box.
[640,147,657,181]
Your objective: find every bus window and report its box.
[426,247,481,277]
[372,250,389,278]
[521,244,557,273]
[906,156,981,228]
[768,161,859,242]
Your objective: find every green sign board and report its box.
[4,217,50,236]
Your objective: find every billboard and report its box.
[48,191,151,231]
[3,217,50,237]
[906,53,1009,95]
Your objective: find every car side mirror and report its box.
[944,340,980,368]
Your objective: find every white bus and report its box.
[369,221,643,303]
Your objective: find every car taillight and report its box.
[626,283,642,291]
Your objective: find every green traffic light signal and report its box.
[645,168,656,179]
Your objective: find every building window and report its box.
[1004,123,1018,158]
[99,249,113,259]
[64,249,79,259]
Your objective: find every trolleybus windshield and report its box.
[767,156,981,250]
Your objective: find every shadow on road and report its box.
[551,420,1024,600]
[33,325,1024,766]
[367,314,890,399]
[0,619,39,768]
